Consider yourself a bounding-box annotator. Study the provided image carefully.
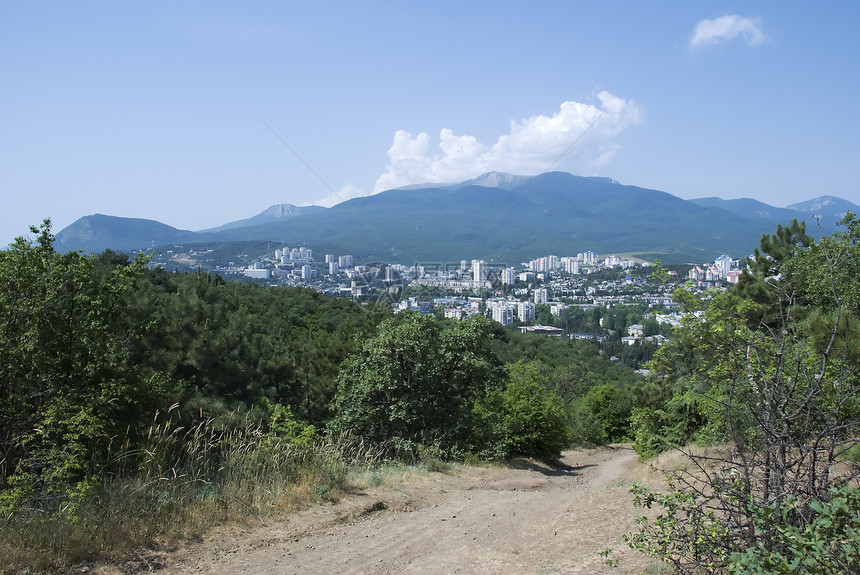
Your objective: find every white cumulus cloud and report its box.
[310,182,367,208]
[690,15,767,48]
[371,92,642,193]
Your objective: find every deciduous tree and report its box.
[627,216,860,572]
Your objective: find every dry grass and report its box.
[630,443,737,489]
[648,443,733,473]
[0,413,388,575]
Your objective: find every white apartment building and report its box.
[582,251,599,265]
[518,301,535,323]
[715,255,734,277]
[472,259,487,282]
[444,308,464,320]
[492,302,514,326]
[561,257,580,274]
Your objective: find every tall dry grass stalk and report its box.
[0,410,386,575]
[630,443,736,487]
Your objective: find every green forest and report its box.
[2,217,859,573]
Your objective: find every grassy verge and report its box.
[0,412,385,575]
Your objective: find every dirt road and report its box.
[147,446,659,575]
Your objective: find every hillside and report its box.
[54,172,859,263]
[787,195,859,222]
[53,214,211,254]
[689,197,805,224]
[690,195,852,235]
[198,203,328,233]
[205,172,797,263]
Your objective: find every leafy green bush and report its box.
[627,481,860,574]
[625,479,734,573]
[0,221,162,517]
[473,361,571,461]
[327,312,505,455]
[729,487,860,574]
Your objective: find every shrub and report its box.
[474,361,571,461]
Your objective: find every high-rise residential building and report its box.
[715,255,733,277]
[689,266,705,281]
[518,301,535,323]
[472,259,487,282]
[562,257,580,274]
[534,288,548,304]
[338,255,354,268]
[492,302,514,326]
[605,255,621,268]
[501,267,516,285]
[328,262,339,275]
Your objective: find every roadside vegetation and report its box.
[626,216,860,573]
[0,221,639,573]
[3,216,858,573]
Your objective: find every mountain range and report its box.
[54,172,859,264]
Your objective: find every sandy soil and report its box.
[136,446,662,575]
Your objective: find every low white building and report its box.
[444,308,464,320]
[243,268,269,280]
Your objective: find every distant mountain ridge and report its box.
[456,171,535,190]
[54,214,207,254]
[689,197,806,224]
[786,195,858,221]
[54,172,860,263]
[199,203,327,233]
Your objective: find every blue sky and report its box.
[2,2,859,245]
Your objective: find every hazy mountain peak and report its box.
[198,203,327,233]
[55,214,199,253]
[261,204,305,218]
[786,195,859,221]
[463,171,532,189]
[391,172,532,192]
[788,195,845,211]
